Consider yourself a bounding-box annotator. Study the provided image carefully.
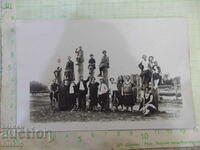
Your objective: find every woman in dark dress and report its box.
[121,75,135,111]
[59,80,70,110]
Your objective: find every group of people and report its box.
[50,47,162,116]
[138,54,162,115]
[50,74,137,112]
[63,46,110,83]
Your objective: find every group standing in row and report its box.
[50,47,162,115]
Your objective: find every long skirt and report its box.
[69,94,76,109]
[98,93,107,110]
[123,95,135,107]
[89,96,98,109]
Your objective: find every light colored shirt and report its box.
[142,60,148,71]
[148,61,154,71]
[79,81,85,90]
[110,82,118,92]
[98,83,108,95]
[69,83,75,94]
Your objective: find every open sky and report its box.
[16,18,190,85]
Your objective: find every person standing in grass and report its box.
[121,75,135,112]
[117,75,124,110]
[50,79,59,105]
[69,81,77,110]
[88,77,99,111]
[98,78,109,111]
[77,76,89,110]
[109,77,119,111]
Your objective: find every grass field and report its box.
[30,95,182,123]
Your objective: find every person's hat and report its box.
[142,54,147,59]
[102,50,107,53]
[90,54,94,57]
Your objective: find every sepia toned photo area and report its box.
[16,18,192,128]
[29,75,182,123]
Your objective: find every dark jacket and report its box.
[88,82,99,99]
[77,78,89,94]
[99,55,109,69]
[50,83,59,91]
[65,60,74,71]
[88,58,96,69]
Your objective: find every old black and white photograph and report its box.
[16,18,194,130]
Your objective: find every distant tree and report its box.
[30,81,48,94]
[162,74,174,85]
[173,76,181,85]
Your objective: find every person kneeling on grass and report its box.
[139,87,158,116]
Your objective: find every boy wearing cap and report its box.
[88,54,96,76]
[109,77,119,110]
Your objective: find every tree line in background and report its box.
[30,81,49,95]
[29,74,180,95]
